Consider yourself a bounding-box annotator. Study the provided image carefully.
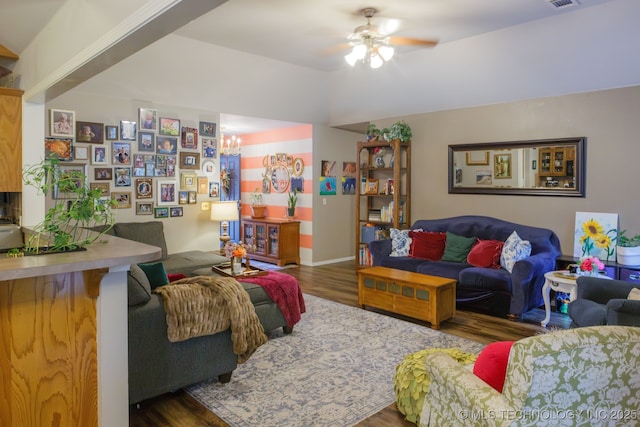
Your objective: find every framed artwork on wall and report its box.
[138,131,155,152]
[181,127,198,149]
[74,145,89,161]
[179,152,200,170]
[178,191,188,204]
[90,182,110,198]
[94,167,112,180]
[199,121,216,137]
[159,117,180,136]
[156,136,177,155]
[114,167,132,187]
[180,172,197,190]
[111,192,132,209]
[45,137,73,161]
[136,201,154,215]
[157,179,177,206]
[112,142,131,165]
[170,207,183,217]
[120,120,137,141]
[105,125,118,140]
[49,109,75,137]
[202,138,217,158]
[135,178,153,199]
[154,207,169,218]
[139,108,158,132]
[52,163,87,199]
[76,121,104,143]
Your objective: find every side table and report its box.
[541,270,611,327]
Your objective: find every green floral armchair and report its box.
[419,326,640,427]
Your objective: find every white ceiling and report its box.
[0,0,619,133]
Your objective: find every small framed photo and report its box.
[76,121,104,143]
[49,109,75,137]
[202,138,217,158]
[197,177,209,194]
[209,181,219,198]
[45,137,73,160]
[112,142,131,165]
[178,191,188,204]
[181,127,198,149]
[179,152,200,170]
[120,120,137,141]
[180,172,197,190]
[114,167,132,187]
[188,191,197,204]
[139,108,158,132]
[52,163,87,199]
[365,178,379,195]
[135,178,153,199]
[112,192,132,209]
[90,182,110,198]
[157,179,177,206]
[94,167,112,181]
[105,125,118,140]
[159,117,180,136]
[74,145,89,161]
[201,159,216,176]
[170,206,184,217]
[91,145,108,165]
[156,136,177,155]
[136,201,154,215]
[154,207,169,218]
[199,121,216,137]
[138,131,155,152]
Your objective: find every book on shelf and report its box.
[368,209,381,221]
[359,243,373,267]
[385,178,394,195]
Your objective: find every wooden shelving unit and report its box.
[355,139,411,268]
[242,217,300,266]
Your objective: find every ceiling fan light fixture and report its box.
[378,45,394,62]
[369,53,383,69]
[345,51,358,66]
[353,44,367,60]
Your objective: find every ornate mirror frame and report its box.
[448,137,586,197]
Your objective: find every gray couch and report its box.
[568,276,640,327]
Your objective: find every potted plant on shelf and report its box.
[387,120,412,142]
[287,189,298,217]
[366,123,380,142]
[249,187,266,219]
[616,229,640,265]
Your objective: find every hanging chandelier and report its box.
[220,133,241,156]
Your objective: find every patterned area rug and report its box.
[186,294,483,427]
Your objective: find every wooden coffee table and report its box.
[357,266,456,329]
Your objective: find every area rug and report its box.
[186,294,484,427]
[248,259,295,271]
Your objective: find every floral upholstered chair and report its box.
[419,326,640,427]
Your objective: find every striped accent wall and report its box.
[239,124,313,263]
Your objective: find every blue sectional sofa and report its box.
[369,215,562,319]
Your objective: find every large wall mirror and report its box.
[448,137,586,197]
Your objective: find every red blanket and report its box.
[239,271,306,327]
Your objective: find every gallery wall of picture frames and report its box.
[45,107,221,217]
[261,152,304,194]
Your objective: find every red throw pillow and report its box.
[409,231,446,261]
[167,273,187,282]
[467,239,504,269]
[473,341,514,392]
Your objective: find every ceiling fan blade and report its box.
[389,36,438,47]
[320,43,352,56]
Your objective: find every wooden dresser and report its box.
[242,217,300,266]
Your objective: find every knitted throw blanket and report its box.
[153,276,268,363]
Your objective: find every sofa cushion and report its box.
[441,232,476,263]
[168,273,187,282]
[500,231,531,273]
[381,256,428,272]
[416,260,468,280]
[473,341,514,392]
[409,231,446,261]
[390,228,422,257]
[137,261,169,289]
[128,264,152,306]
[458,267,512,293]
[467,239,504,269]
[567,299,606,327]
[115,221,168,260]
[163,251,228,276]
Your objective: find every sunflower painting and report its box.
[573,212,618,261]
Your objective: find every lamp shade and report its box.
[210,201,239,222]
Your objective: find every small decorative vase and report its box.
[375,155,385,168]
[231,256,242,274]
[287,207,295,218]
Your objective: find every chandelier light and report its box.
[220,133,241,156]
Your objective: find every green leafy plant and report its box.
[19,156,116,254]
[287,189,298,209]
[366,123,380,139]
[617,230,640,247]
[249,187,264,205]
[387,120,413,142]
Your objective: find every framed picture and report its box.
[94,167,112,180]
[179,152,200,170]
[53,163,87,199]
[180,172,197,190]
[170,207,184,217]
[156,136,177,155]
[138,108,158,132]
[494,154,512,179]
[114,167,132,187]
[112,192,132,209]
[154,207,169,218]
[292,158,304,176]
[178,191,188,204]
[49,109,75,137]
[135,178,153,199]
[197,177,209,194]
[74,145,89,161]
[138,131,155,152]
[465,151,490,166]
[90,182,110,197]
[157,179,177,206]
[105,125,118,140]
[45,137,73,160]
[91,145,108,165]
[201,159,216,176]
[209,181,219,198]
[188,191,197,204]
[202,138,217,158]
[112,142,131,165]
[120,120,137,141]
[159,117,180,136]
[76,121,104,143]
[365,178,379,195]
[136,201,154,215]
[199,121,216,137]
[181,127,198,149]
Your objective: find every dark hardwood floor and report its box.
[130,261,569,427]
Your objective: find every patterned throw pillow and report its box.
[390,228,422,257]
[500,231,532,273]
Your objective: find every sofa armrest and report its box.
[577,277,637,303]
[421,352,515,427]
[606,298,640,326]
[508,253,557,316]
[369,239,392,266]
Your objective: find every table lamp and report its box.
[210,200,239,246]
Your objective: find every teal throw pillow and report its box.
[127,264,152,306]
[137,261,169,289]
[441,232,477,263]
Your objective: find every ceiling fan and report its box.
[340,8,438,69]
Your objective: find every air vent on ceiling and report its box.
[547,0,580,9]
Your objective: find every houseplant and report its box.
[365,123,380,142]
[17,156,115,255]
[287,189,298,217]
[616,229,640,265]
[249,187,266,218]
[387,120,412,142]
